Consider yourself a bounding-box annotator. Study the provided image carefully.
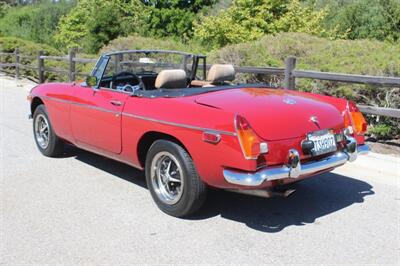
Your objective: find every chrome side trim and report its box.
[38,95,237,136]
[122,112,236,136]
[41,95,119,115]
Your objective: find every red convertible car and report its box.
[28,50,369,217]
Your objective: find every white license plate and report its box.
[308,130,337,156]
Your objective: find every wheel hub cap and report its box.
[150,152,184,205]
[34,114,50,149]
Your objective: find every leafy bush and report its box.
[210,33,400,75]
[368,124,393,139]
[0,1,74,46]
[194,0,328,48]
[316,0,400,42]
[0,1,10,18]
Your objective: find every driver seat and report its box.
[155,69,187,89]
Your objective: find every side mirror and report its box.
[85,76,97,87]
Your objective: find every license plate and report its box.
[307,130,337,156]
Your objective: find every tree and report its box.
[140,7,196,40]
[54,0,143,53]
[54,0,216,52]
[140,0,216,40]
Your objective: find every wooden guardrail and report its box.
[0,48,97,83]
[0,50,399,118]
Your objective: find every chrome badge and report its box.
[283,98,296,105]
[310,115,320,128]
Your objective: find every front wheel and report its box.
[33,104,64,157]
[145,140,207,217]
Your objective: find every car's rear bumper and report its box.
[223,141,369,187]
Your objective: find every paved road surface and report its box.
[1,75,399,265]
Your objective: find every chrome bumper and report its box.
[223,144,369,187]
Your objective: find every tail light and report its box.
[235,114,268,159]
[344,101,367,135]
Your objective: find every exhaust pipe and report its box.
[227,188,296,198]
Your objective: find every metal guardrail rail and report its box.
[0,50,399,118]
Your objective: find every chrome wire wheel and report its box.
[34,114,50,149]
[150,151,184,205]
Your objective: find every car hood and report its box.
[194,88,344,140]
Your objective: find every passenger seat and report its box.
[191,64,235,87]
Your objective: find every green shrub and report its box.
[318,0,400,42]
[0,1,74,47]
[368,124,394,139]
[0,1,10,18]
[194,0,328,48]
[209,33,400,75]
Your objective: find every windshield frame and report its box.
[101,50,206,81]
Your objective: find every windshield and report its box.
[103,51,194,78]
[91,50,207,92]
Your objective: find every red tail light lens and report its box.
[235,114,267,159]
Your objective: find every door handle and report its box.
[110,100,122,106]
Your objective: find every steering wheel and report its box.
[112,71,145,90]
[120,84,141,93]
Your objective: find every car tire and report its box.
[33,104,64,157]
[145,140,207,217]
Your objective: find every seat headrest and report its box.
[207,64,235,83]
[155,69,187,89]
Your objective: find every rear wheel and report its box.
[33,104,64,157]
[145,140,207,217]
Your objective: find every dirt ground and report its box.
[366,139,400,157]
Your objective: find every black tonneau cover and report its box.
[133,83,278,98]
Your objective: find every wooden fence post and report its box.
[38,50,44,83]
[15,48,20,80]
[284,57,296,90]
[68,48,76,82]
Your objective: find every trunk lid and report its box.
[195,88,343,140]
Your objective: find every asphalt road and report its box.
[1,75,399,265]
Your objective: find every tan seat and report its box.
[191,64,235,87]
[155,69,187,89]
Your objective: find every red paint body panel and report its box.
[69,86,128,153]
[30,83,361,190]
[195,88,344,140]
